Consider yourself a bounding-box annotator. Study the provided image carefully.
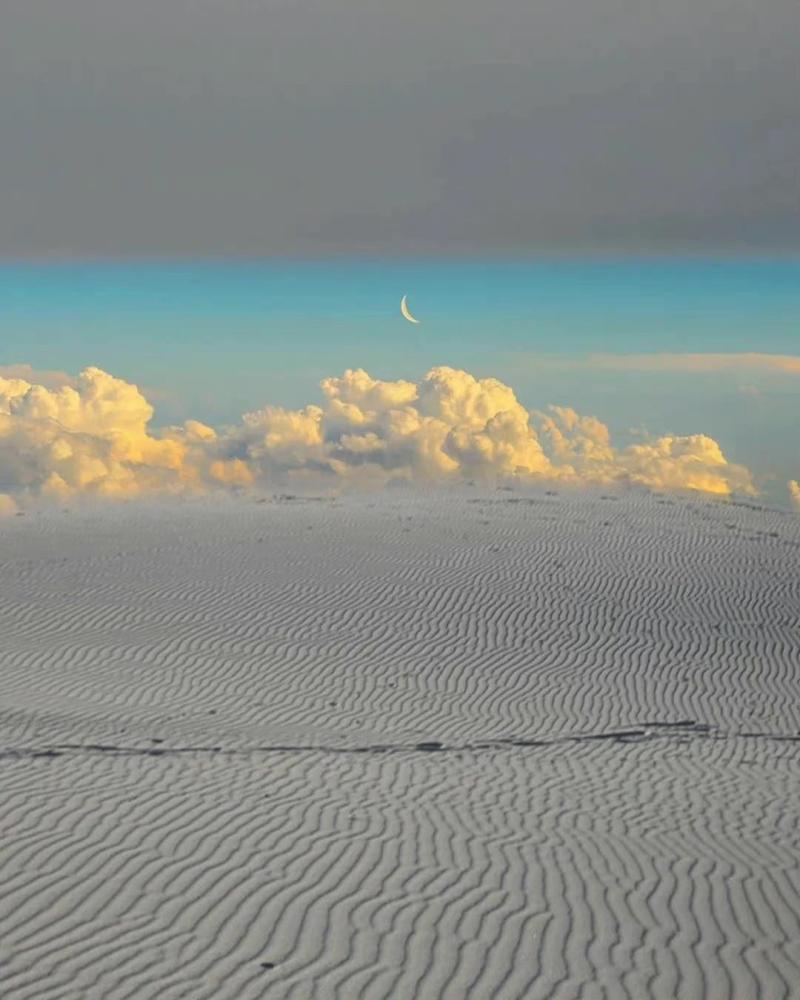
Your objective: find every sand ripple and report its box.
[1,489,799,999]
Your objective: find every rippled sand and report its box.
[2,489,799,1000]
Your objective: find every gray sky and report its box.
[2,0,798,257]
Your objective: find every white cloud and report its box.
[0,364,758,505]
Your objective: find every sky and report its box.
[2,0,799,257]
[1,260,798,509]
[0,5,797,510]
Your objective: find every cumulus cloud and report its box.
[0,364,757,505]
[0,367,186,500]
[790,481,800,509]
[535,406,754,496]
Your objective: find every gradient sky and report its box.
[1,259,798,505]
[2,0,798,257]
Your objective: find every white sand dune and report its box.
[1,488,799,1000]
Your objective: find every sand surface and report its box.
[2,489,799,1000]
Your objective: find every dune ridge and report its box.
[1,489,799,999]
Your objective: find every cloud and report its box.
[541,353,800,375]
[0,364,76,388]
[790,481,800,509]
[535,406,754,496]
[0,367,186,500]
[0,493,18,517]
[0,364,757,505]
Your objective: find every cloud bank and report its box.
[0,365,760,509]
[585,353,800,375]
[533,353,800,376]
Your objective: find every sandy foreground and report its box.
[1,488,799,1000]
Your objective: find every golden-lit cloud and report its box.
[790,481,800,509]
[535,406,754,496]
[0,364,758,506]
[0,493,18,517]
[0,367,186,500]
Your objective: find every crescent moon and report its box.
[400,294,420,325]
